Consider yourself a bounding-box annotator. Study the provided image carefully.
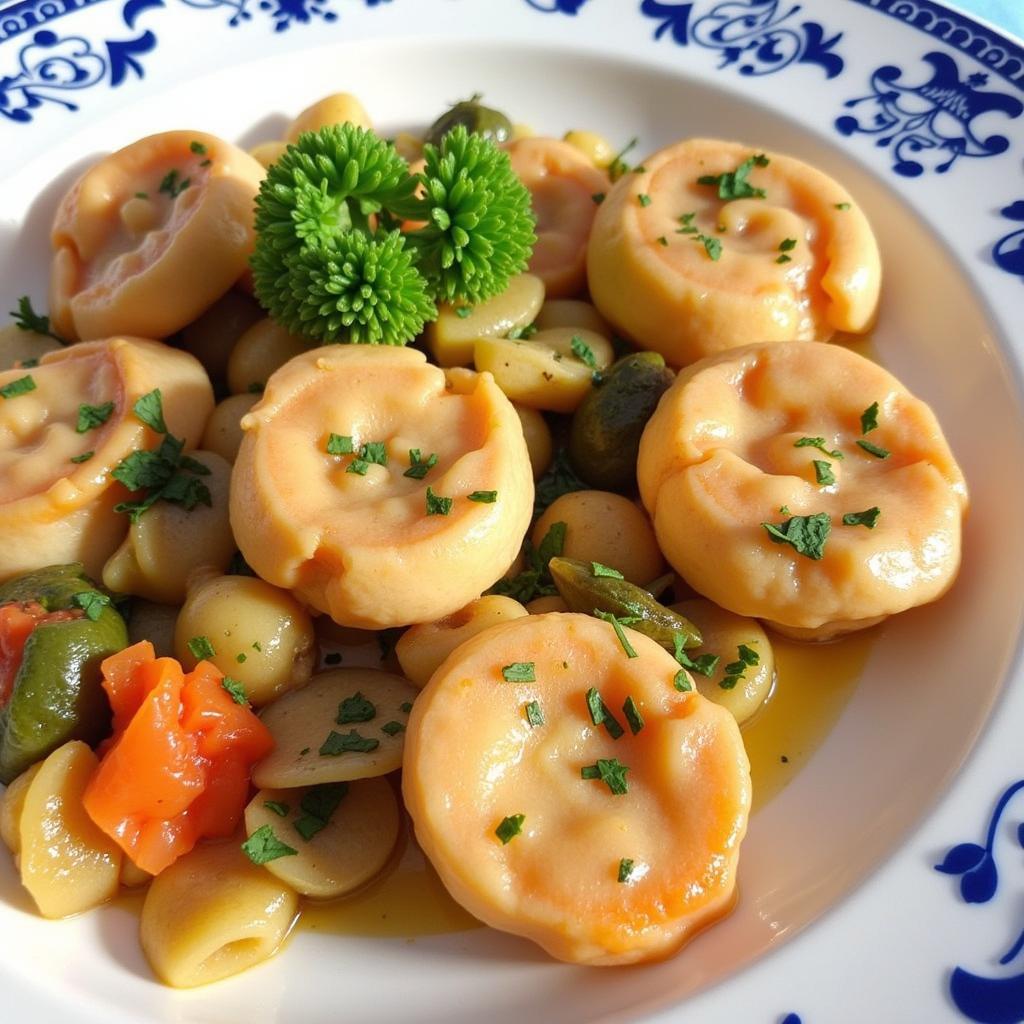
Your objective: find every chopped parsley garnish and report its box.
[426,486,453,516]
[455,305,473,319]
[585,686,625,739]
[776,237,797,264]
[507,322,538,340]
[697,153,769,200]
[327,433,355,455]
[591,562,624,579]
[19,358,38,368]
[524,700,544,727]
[794,436,844,459]
[591,192,605,204]
[404,448,438,479]
[580,758,630,795]
[294,782,348,841]
[0,375,35,400]
[676,212,698,235]
[158,169,190,199]
[856,439,890,459]
[657,235,668,246]
[362,441,388,466]
[188,636,216,660]
[570,334,598,369]
[721,643,760,690]
[468,490,497,503]
[813,460,835,486]
[242,825,297,864]
[696,234,723,261]
[860,401,879,434]
[132,390,168,432]
[336,691,376,724]
[672,632,720,678]
[843,507,882,529]
[637,193,652,207]
[319,729,379,756]
[594,610,638,659]
[495,814,525,844]
[76,401,115,433]
[190,140,208,155]
[70,451,94,464]
[347,458,369,476]
[673,670,693,692]
[491,520,567,603]
[381,720,405,736]
[622,696,645,735]
[10,295,67,344]
[222,677,249,706]
[72,591,111,622]
[252,641,262,652]
[607,137,638,182]
[264,800,290,817]
[502,662,536,683]
[618,858,635,883]
[400,701,413,714]
[835,202,851,211]
[762,512,832,560]
[135,191,148,199]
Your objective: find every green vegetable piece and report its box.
[548,557,702,651]
[242,825,297,864]
[222,678,249,706]
[856,439,890,460]
[336,691,376,724]
[424,94,514,148]
[585,686,625,740]
[568,352,674,491]
[0,375,36,400]
[319,729,379,756]
[762,513,832,560]
[468,490,497,503]
[843,507,882,529]
[813,460,835,486]
[618,858,635,883]
[76,402,115,434]
[580,758,630,795]
[622,696,644,735]
[293,782,349,841]
[10,295,68,344]
[524,701,544,727]
[860,402,879,434]
[502,662,536,683]
[0,565,127,784]
[495,813,525,844]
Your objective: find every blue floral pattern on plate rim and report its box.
[0,1,1022,1021]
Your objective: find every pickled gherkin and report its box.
[424,95,513,148]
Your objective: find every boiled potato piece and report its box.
[249,140,289,170]
[0,337,212,582]
[253,668,418,789]
[563,130,615,168]
[50,131,265,340]
[120,858,152,889]
[140,837,298,988]
[102,450,235,604]
[507,138,610,298]
[0,761,42,855]
[425,273,545,368]
[474,327,613,413]
[513,404,553,480]
[231,345,533,628]
[587,139,881,365]
[638,342,968,638]
[180,289,262,390]
[396,595,529,688]
[227,317,309,396]
[532,491,664,586]
[127,599,179,658]
[672,599,773,725]
[286,93,372,142]
[404,612,750,965]
[525,596,568,614]
[174,574,315,707]
[243,779,400,899]
[18,741,122,918]
[201,393,259,463]
[534,298,611,338]
[0,324,62,370]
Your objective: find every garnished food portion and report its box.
[404,612,751,964]
[638,342,967,638]
[50,131,265,341]
[587,139,881,365]
[230,345,533,627]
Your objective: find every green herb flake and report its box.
[252,641,262,652]
[76,401,115,433]
[762,512,832,560]
[502,662,536,683]
[591,192,605,205]
[585,686,625,740]
[673,631,720,678]
[264,800,290,817]
[222,677,249,706]
[242,825,298,864]
[676,211,699,235]
[607,137,638,182]
[468,490,497,503]
[779,237,797,253]
[190,140,208,155]
[697,234,723,261]
[507,322,538,340]
[0,375,36,400]
[455,306,474,319]
[776,253,792,265]
[426,486,454,516]
[656,235,669,246]
[381,720,405,736]
[134,192,148,200]
[794,436,843,459]
[361,441,388,466]
[591,562,624,579]
[188,636,216,660]
[404,448,438,480]
[347,459,369,476]
[622,696,645,735]
[813,460,836,486]
[843,506,882,529]
[856,439,891,460]
[860,401,880,434]
[524,700,544,727]
[132,389,167,433]
[594,610,638,659]
[327,433,355,455]
[738,643,760,667]
[400,701,413,714]
[10,296,67,343]
[319,729,380,756]
[495,814,525,844]
[580,758,630,795]
[70,451,94,464]
[570,334,598,369]
[673,669,693,692]
[835,202,852,211]
[637,193,652,207]
[293,782,349,842]
[618,858,635,883]
[158,169,191,199]
[72,591,110,622]
[336,691,376,724]
[236,652,247,664]
[696,154,769,201]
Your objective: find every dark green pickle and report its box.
[424,95,514,148]
[0,564,127,783]
[568,352,674,492]
[549,557,702,651]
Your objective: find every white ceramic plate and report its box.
[1,1,1023,1021]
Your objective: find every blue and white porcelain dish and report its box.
[1,1,1023,1021]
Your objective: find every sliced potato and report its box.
[244,779,400,899]
[253,668,418,788]
[0,761,42,856]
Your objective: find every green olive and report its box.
[548,557,701,651]
[568,352,674,492]
[424,95,513,148]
